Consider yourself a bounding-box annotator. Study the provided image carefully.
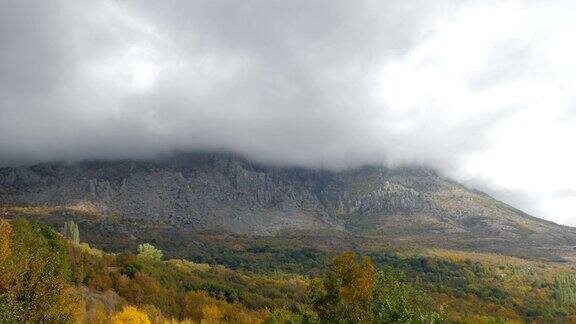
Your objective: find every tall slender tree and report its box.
[63,221,80,245]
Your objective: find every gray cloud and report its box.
[1,0,575,224]
[0,0,478,169]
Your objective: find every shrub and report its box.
[112,306,151,324]
[138,243,163,261]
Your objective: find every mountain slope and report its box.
[1,152,575,257]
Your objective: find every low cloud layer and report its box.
[1,0,575,225]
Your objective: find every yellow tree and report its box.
[0,220,12,290]
[310,252,376,323]
[201,304,223,324]
[333,252,376,322]
[112,306,151,324]
[311,252,445,323]
[0,219,83,323]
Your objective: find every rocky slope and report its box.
[1,152,575,256]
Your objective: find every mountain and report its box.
[1,151,575,260]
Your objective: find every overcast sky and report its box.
[0,0,575,225]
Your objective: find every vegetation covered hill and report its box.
[0,218,303,322]
[2,215,576,322]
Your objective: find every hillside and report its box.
[2,217,576,322]
[1,152,576,261]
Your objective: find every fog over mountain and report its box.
[1,0,575,225]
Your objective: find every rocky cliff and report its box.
[1,152,575,252]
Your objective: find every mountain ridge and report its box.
[1,151,575,260]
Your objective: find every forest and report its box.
[1,216,576,323]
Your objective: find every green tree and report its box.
[63,220,80,244]
[371,268,444,323]
[138,243,163,261]
[554,274,576,306]
[310,252,444,324]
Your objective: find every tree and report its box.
[63,220,80,244]
[371,268,445,323]
[112,306,151,324]
[310,252,376,323]
[85,300,108,324]
[310,252,444,324]
[137,243,163,261]
[0,219,83,323]
[0,220,12,290]
[201,304,223,323]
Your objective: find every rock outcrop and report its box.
[1,152,575,248]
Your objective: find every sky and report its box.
[0,0,575,225]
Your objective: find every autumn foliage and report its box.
[310,252,444,323]
[112,306,151,324]
[2,216,576,323]
[0,219,83,322]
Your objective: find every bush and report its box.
[112,306,151,324]
[138,243,163,261]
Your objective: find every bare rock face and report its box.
[1,152,575,248]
